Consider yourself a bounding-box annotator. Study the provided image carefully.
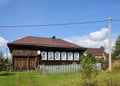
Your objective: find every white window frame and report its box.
[41,51,47,60]
[55,52,60,60]
[68,52,73,60]
[48,51,54,60]
[61,52,67,60]
[74,52,79,60]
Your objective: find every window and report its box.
[61,52,66,60]
[74,52,79,60]
[68,52,73,60]
[55,52,60,60]
[41,51,47,60]
[48,51,54,60]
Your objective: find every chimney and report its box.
[51,36,56,39]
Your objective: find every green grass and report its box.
[0,71,120,86]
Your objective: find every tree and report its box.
[80,53,99,85]
[0,51,4,64]
[100,46,105,52]
[113,36,120,59]
[80,53,98,79]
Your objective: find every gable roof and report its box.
[8,36,85,50]
[85,48,105,56]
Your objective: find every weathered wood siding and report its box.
[13,56,37,71]
[11,49,83,71]
[12,50,37,56]
[11,49,38,71]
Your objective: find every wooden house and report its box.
[84,48,106,60]
[7,36,85,71]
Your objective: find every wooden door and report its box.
[21,58,27,70]
[29,57,36,70]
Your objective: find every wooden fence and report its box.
[38,63,101,74]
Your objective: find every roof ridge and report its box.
[25,36,62,40]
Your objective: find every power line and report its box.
[0,20,107,28]
[112,19,120,22]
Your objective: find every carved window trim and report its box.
[68,52,73,60]
[55,52,60,60]
[41,51,47,60]
[48,51,54,60]
[74,52,79,60]
[61,52,67,60]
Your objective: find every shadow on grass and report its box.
[0,72,16,76]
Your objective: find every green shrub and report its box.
[113,66,120,72]
[97,58,108,70]
[80,53,99,80]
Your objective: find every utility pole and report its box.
[108,17,112,71]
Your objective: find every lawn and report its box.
[0,71,120,86]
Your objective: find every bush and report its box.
[80,53,99,80]
[113,66,120,72]
[115,56,120,60]
[97,58,108,70]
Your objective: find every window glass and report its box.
[41,51,47,60]
[68,52,73,60]
[55,52,60,60]
[61,52,66,60]
[74,52,79,60]
[48,51,54,60]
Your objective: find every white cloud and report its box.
[3,52,12,59]
[0,36,9,59]
[64,28,115,53]
[0,36,8,47]
[64,36,99,48]
[90,28,108,41]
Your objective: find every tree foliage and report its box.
[100,46,105,52]
[0,51,4,64]
[80,53,98,80]
[113,36,120,59]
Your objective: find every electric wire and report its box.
[0,20,107,28]
[112,19,120,22]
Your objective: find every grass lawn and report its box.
[0,71,120,86]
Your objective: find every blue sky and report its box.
[0,0,120,56]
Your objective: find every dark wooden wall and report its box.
[12,49,38,71]
[13,56,37,71]
[11,48,83,71]
[12,49,37,56]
